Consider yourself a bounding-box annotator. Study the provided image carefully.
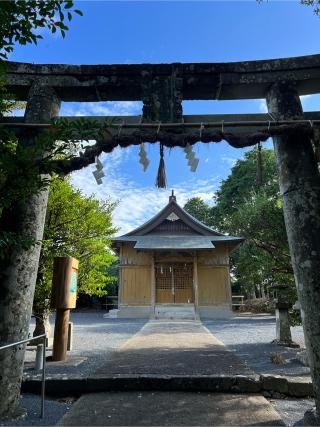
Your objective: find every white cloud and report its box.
[221,155,237,167]
[71,147,218,235]
[61,101,142,117]
[258,99,268,113]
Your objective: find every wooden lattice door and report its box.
[173,263,194,303]
[155,263,194,304]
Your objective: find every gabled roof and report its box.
[125,195,222,237]
[113,193,244,251]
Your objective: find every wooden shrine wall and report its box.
[197,246,231,306]
[118,243,232,307]
[119,244,152,305]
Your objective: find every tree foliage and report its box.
[0,0,83,59]
[183,197,214,227]
[300,0,320,14]
[34,177,118,315]
[184,148,295,298]
[0,0,84,256]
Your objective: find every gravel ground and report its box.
[0,394,73,426]
[25,313,309,378]
[25,312,147,377]
[204,315,310,376]
[272,398,315,426]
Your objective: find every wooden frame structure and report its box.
[113,193,243,318]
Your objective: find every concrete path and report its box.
[93,320,253,376]
[58,391,285,426]
[58,321,286,426]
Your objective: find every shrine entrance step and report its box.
[58,391,285,426]
[154,304,196,319]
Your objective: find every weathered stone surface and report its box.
[287,376,314,397]
[0,82,60,417]
[5,54,320,102]
[276,307,293,344]
[141,66,183,122]
[260,375,289,394]
[57,392,285,426]
[21,373,314,398]
[267,81,320,412]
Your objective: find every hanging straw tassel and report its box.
[256,142,263,187]
[155,143,167,188]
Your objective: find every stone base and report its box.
[117,305,153,318]
[271,339,300,348]
[198,305,234,319]
[117,305,234,319]
[155,304,196,320]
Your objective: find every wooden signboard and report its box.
[51,256,79,361]
[51,257,79,309]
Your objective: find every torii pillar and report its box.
[267,82,320,421]
[0,82,60,417]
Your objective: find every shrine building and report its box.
[112,192,243,319]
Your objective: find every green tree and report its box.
[33,177,118,336]
[211,148,278,228]
[0,1,83,59]
[184,148,295,299]
[183,197,213,226]
[258,0,320,16]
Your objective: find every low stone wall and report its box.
[117,305,153,318]
[22,373,314,398]
[198,305,234,319]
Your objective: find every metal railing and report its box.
[0,334,46,418]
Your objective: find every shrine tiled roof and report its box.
[113,234,243,250]
[113,192,244,250]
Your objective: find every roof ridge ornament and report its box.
[169,189,177,202]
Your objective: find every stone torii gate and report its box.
[1,54,320,420]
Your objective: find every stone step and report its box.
[154,304,196,320]
[103,309,119,319]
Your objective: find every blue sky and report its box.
[10,1,320,233]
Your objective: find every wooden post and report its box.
[267,82,320,418]
[118,245,123,308]
[52,309,70,361]
[151,252,156,316]
[193,253,199,316]
[51,257,78,361]
[225,251,232,309]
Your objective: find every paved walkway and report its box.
[58,391,285,426]
[56,320,287,426]
[93,320,253,377]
